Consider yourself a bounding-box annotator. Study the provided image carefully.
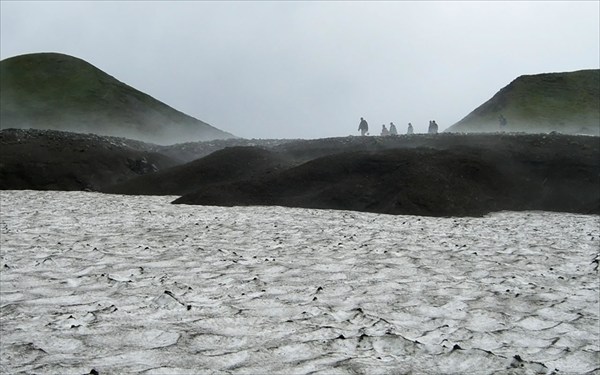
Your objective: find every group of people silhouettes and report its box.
[427,120,439,134]
[358,118,437,136]
[358,115,508,135]
[380,122,398,136]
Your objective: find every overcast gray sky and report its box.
[1,1,599,139]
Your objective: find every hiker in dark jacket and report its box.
[358,117,369,136]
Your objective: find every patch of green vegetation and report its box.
[447,70,600,135]
[0,52,234,144]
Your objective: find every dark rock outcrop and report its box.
[173,133,600,217]
[2,128,598,217]
[0,129,179,191]
[103,146,292,196]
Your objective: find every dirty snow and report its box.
[1,191,598,374]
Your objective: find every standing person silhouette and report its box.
[407,122,414,134]
[381,124,389,136]
[428,120,438,134]
[389,122,398,135]
[358,117,369,136]
[499,114,508,130]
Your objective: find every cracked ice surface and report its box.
[1,191,598,374]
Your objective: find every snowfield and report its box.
[1,191,598,374]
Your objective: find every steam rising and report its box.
[1,1,599,138]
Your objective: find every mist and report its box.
[1,1,599,139]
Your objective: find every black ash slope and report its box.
[102,146,293,196]
[2,128,598,217]
[173,137,600,216]
[0,129,179,191]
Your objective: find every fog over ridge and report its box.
[1,1,598,138]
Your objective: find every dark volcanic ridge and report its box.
[103,146,294,196]
[1,128,598,217]
[0,128,290,191]
[173,135,600,217]
[0,128,178,191]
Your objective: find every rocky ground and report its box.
[1,128,598,217]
